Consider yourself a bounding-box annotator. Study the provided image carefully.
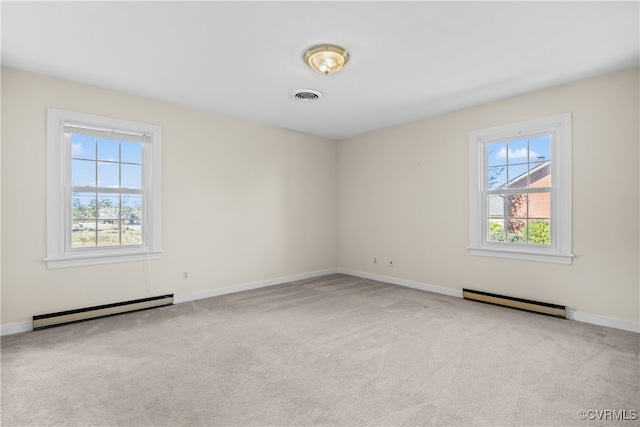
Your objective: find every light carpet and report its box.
[1,274,638,426]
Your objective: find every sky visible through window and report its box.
[71,135,142,188]
[487,135,551,189]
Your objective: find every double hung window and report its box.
[469,113,572,264]
[47,108,162,268]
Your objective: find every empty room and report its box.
[1,1,639,426]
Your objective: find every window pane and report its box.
[71,192,97,220]
[71,159,96,187]
[121,164,142,189]
[530,135,551,162]
[487,194,505,242]
[506,194,527,218]
[71,135,95,160]
[529,192,551,218]
[529,162,551,188]
[488,166,506,189]
[72,220,96,247]
[507,139,528,164]
[488,221,506,242]
[97,138,119,161]
[121,142,142,164]
[97,220,120,246]
[98,161,119,188]
[507,219,526,242]
[507,164,528,188]
[527,219,550,245]
[488,142,507,166]
[122,194,142,224]
[98,194,120,219]
[122,222,142,245]
[488,194,504,216]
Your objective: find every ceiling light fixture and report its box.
[303,44,349,76]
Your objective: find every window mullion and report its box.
[487,187,550,195]
[72,187,143,195]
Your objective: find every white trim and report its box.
[0,270,338,336]
[173,269,339,304]
[1,321,33,336]
[336,268,463,298]
[337,268,638,333]
[45,250,163,269]
[46,108,162,269]
[468,113,572,264]
[468,247,574,265]
[566,310,640,333]
[2,270,637,335]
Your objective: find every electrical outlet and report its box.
[183,272,189,280]
[388,260,394,267]
[373,257,377,264]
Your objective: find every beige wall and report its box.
[1,67,338,326]
[338,67,639,324]
[2,66,639,330]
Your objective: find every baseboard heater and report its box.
[33,294,174,330]
[463,288,566,318]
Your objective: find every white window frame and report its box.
[46,108,162,269]
[468,113,572,264]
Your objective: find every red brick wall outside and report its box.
[508,163,551,219]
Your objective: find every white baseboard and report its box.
[338,268,639,334]
[1,321,33,336]
[3,268,637,335]
[174,268,339,304]
[1,269,339,337]
[337,268,463,298]
[566,310,640,333]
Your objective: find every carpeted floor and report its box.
[1,274,639,426]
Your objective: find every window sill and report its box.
[45,249,162,269]
[468,246,573,265]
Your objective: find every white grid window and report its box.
[469,113,572,264]
[47,109,162,269]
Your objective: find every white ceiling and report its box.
[2,1,638,140]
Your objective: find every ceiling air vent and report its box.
[291,89,323,101]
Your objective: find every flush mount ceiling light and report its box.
[303,44,349,75]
